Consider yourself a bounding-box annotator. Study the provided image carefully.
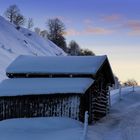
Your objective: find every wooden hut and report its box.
[0,55,115,124]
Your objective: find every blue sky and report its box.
[0,0,140,84]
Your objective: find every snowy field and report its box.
[0,86,140,140]
[0,117,83,140]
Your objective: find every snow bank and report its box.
[110,86,138,105]
[0,117,83,140]
[0,117,82,130]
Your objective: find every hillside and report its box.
[0,16,66,81]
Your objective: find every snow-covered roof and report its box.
[6,55,107,75]
[0,78,94,96]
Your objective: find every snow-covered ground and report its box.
[0,16,66,81]
[88,86,140,140]
[0,86,140,140]
[0,117,83,140]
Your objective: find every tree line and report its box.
[4,4,95,56]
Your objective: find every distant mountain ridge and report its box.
[0,16,66,81]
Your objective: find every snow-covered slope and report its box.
[0,16,66,81]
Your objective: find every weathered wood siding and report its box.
[0,94,80,121]
[83,78,109,123]
[91,80,109,121]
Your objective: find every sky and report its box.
[0,0,140,84]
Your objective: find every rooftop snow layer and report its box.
[6,55,107,74]
[0,78,94,96]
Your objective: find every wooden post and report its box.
[119,86,122,100]
[132,85,135,92]
[81,111,89,140]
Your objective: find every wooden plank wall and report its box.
[0,94,80,121]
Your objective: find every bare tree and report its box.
[68,40,95,56]
[47,18,67,52]
[27,18,34,29]
[13,13,25,27]
[4,4,20,23]
[123,79,138,86]
[80,49,95,56]
[4,4,25,27]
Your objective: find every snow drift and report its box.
[0,117,82,140]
